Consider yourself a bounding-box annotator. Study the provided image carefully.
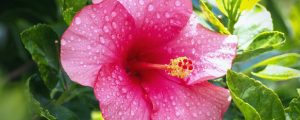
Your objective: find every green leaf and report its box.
[240,0,260,11]
[290,1,300,43]
[286,97,300,120]
[252,65,300,81]
[48,105,80,120]
[235,5,273,50]
[27,75,80,120]
[235,31,285,62]
[27,74,56,120]
[226,70,285,120]
[248,53,300,70]
[31,98,57,120]
[199,0,230,34]
[91,111,104,120]
[62,8,76,25]
[60,0,87,25]
[246,32,285,51]
[21,24,60,89]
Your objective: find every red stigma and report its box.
[183,59,188,63]
[188,66,193,70]
[188,60,192,64]
[183,65,187,69]
[178,62,182,67]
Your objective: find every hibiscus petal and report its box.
[163,13,238,84]
[61,1,136,87]
[94,64,151,120]
[142,73,231,120]
[103,0,193,45]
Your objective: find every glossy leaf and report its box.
[21,24,60,89]
[226,70,285,120]
[252,65,300,81]
[235,31,285,61]
[286,97,300,120]
[235,5,273,50]
[249,53,300,70]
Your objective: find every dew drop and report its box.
[100,37,105,44]
[192,48,196,54]
[130,111,135,116]
[147,4,154,11]
[175,0,181,6]
[192,113,197,117]
[175,111,180,116]
[165,12,171,18]
[61,40,66,46]
[105,16,109,21]
[139,0,144,5]
[75,17,81,25]
[93,0,103,4]
[172,101,176,106]
[103,26,109,33]
[111,12,117,17]
[121,88,127,93]
[112,22,117,29]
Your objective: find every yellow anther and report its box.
[167,56,194,79]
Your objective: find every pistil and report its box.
[132,57,194,79]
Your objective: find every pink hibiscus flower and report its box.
[60,0,237,119]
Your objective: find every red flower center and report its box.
[122,40,193,80]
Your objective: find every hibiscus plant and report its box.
[1,0,300,120]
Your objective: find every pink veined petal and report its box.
[100,0,193,46]
[141,73,231,120]
[163,13,238,84]
[94,64,151,120]
[60,1,136,87]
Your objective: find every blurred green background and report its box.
[0,0,299,120]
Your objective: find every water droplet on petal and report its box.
[103,26,109,33]
[139,0,144,5]
[100,37,105,44]
[165,12,171,18]
[121,88,127,93]
[61,40,66,46]
[111,12,117,17]
[175,0,181,6]
[75,17,81,25]
[148,4,154,11]
[175,111,180,116]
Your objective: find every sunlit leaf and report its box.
[249,53,300,70]
[289,0,300,46]
[240,0,260,11]
[235,31,285,62]
[235,5,273,50]
[91,111,104,120]
[21,24,60,89]
[226,70,285,120]
[252,65,300,81]
[199,0,230,34]
[246,32,285,51]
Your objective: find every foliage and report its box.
[0,0,300,119]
